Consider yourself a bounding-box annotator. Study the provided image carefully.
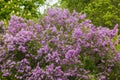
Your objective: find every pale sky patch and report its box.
[38,0,59,14]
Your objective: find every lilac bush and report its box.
[0,8,120,80]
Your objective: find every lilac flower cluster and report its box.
[0,8,120,80]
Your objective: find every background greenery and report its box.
[0,0,45,22]
[61,0,120,29]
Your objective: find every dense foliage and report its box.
[61,0,120,29]
[0,0,45,21]
[0,8,120,80]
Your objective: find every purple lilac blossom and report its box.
[0,8,119,80]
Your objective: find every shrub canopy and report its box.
[0,8,120,80]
